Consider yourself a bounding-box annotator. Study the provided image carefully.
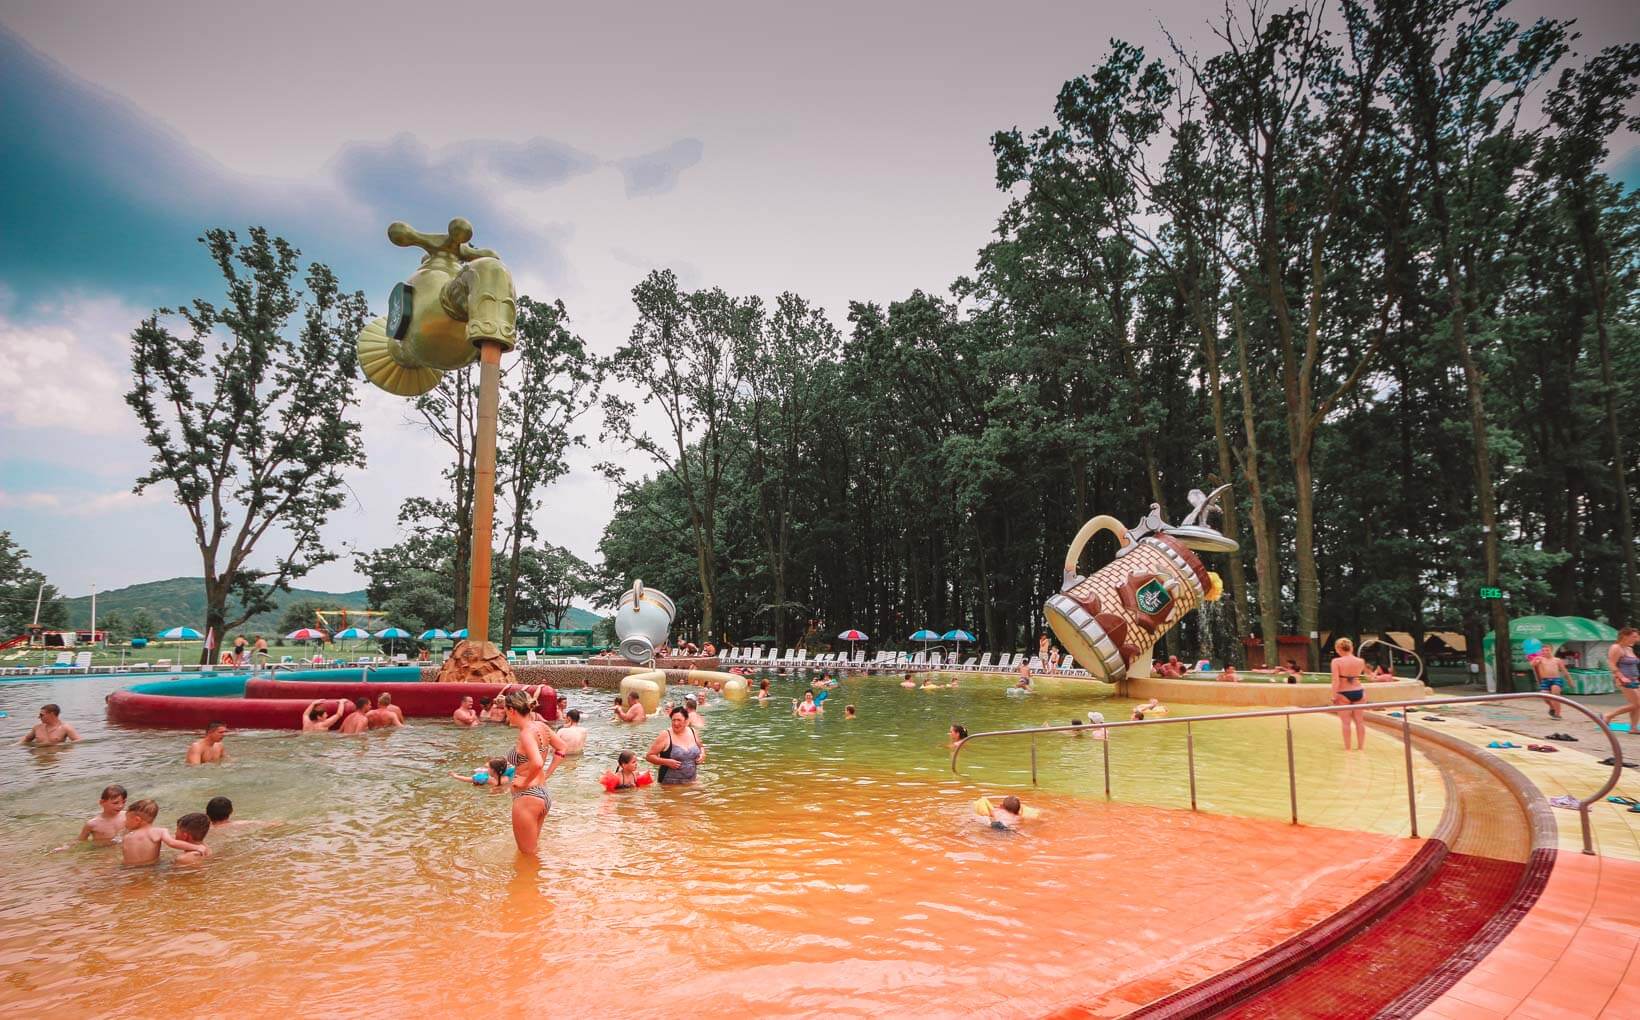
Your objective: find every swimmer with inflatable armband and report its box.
[600,750,654,792]
[450,757,515,793]
[973,795,1041,830]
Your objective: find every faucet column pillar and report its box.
[468,340,503,641]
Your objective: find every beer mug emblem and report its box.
[1134,579,1170,616]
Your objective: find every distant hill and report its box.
[63,577,605,635]
[62,577,369,633]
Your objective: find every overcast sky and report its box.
[1,0,1635,600]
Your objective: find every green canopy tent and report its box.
[1482,616,1619,693]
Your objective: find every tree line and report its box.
[597,0,1640,671]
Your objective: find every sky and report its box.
[0,0,1636,600]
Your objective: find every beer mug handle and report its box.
[1062,515,1133,589]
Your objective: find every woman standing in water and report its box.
[506,690,566,856]
[647,705,706,784]
[1330,638,1368,750]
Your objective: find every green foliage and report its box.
[0,532,66,634]
[125,227,369,648]
[61,577,367,634]
[593,0,1640,657]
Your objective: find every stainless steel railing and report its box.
[950,693,1625,855]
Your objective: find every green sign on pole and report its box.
[1479,586,1503,600]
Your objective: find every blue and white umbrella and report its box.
[450,628,469,639]
[157,627,203,641]
[417,628,450,641]
[941,629,976,655]
[374,627,412,639]
[909,629,940,653]
[333,627,371,641]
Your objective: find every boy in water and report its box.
[339,698,371,734]
[171,814,213,865]
[844,705,857,720]
[186,722,229,765]
[120,800,206,866]
[54,784,127,850]
[983,795,1025,830]
[20,703,80,745]
[206,796,278,832]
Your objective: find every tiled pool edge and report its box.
[1112,716,1553,1018]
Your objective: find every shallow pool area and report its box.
[0,670,1445,1016]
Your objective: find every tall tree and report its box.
[496,297,599,647]
[0,532,67,634]
[602,270,759,642]
[126,228,367,661]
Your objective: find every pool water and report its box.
[0,671,1441,1017]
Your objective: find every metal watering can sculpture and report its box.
[614,580,676,664]
[1045,485,1237,684]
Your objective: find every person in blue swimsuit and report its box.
[1602,628,1640,733]
[647,705,706,784]
[1530,645,1570,719]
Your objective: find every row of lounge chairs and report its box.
[716,647,1091,678]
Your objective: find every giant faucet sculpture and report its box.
[358,218,517,681]
[1045,485,1238,686]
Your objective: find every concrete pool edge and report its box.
[1103,715,1554,1018]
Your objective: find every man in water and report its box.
[614,692,646,723]
[452,696,480,727]
[374,692,405,725]
[505,690,567,856]
[19,703,80,745]
[185,722,229,764]
[556,709,587,755]
[339,698,371,735]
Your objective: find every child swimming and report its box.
[844,705,857,719]
[171,813,213,865]
[53,784,127,850]
[794,691,823,716]
[449,757,512,792]
[600,750,653,791]
[979,795,1025,830]
[120,800,206,866]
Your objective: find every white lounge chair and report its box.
[73,651,93,671]
[525,650,539,664]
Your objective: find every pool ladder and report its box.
[951,693,1623,855]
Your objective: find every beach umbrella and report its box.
[285,628,326,642]
[374,627,412,639]
[909,629,940,653]
[157,627,203,641]
[837,628,869,655]
[417,628,450,641]
[450,628,469,640]
[334,627,371,641]
[942,629,976,656]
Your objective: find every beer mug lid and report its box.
[1165,526,1239,553]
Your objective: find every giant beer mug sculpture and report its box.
[1045,485,1237,683]
[356,218,517,396]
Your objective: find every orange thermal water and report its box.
[0,677,1426,1018]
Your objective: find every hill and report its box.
[62,578,605,634]
[62,577,369,633]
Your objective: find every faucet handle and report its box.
[387,218,499,262]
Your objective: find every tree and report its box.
[602,270,759,642]
[275,599,329,636]
[129,608,159,641]
[126,228,368,662]
[0,533,66,634]
[496,297,600,647]
[505,544,595,630]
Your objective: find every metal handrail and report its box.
[950,693,1624,855]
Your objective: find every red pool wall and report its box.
[106,692,357,731]
[245,678,558,721]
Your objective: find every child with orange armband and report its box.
[600,750,653,792]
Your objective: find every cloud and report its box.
[617,138,705,197]
[0,295,141,435]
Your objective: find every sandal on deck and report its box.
[1527,744,1560,753]
[1608,796,1638,806]
[1546,733,1579,742]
